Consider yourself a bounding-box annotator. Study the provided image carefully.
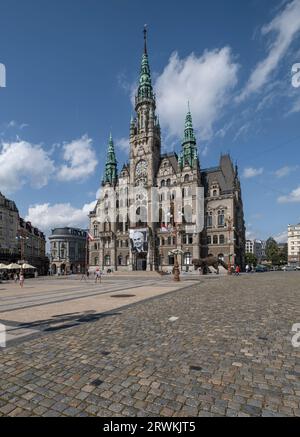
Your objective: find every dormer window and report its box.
[210,183,220,197]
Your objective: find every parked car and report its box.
[282,265,296,272]
[255,265,268,273]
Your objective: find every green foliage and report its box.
[245,252,257,266]
[265,238,287,266]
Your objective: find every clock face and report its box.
[135,160,148,177]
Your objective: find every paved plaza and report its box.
[0,272,299,417]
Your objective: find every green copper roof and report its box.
[137,27,154,101]
[103,133,118,185]
[179,107,198,170]
[183,108,196,144]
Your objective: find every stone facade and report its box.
[18,218,48,275]
[0,192,19,261]
[49,227,87,275]
[89,30,245,273]
[288,223,300,266]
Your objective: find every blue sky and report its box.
[0,0,299,242]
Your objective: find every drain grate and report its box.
[91,379,104,387]
[258,336,268,341]
[110,294,136,298]
[190,365,202,372]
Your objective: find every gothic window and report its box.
[136,206,147,227]
[184,174,190,183]
[161,180,166,187]
[104,221,111,232]
[213,190,217,197]
[117,215,123,232]
[166,179,171,187]
[93,224,98,237]
[213,235,218,245]
[218,210,225,227]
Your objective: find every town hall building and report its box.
[89,29,245,273]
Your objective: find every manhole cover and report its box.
[110,294,136,298]
[91,379,104,387]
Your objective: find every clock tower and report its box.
[129,27,161,188]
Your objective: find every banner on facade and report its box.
[129,229,148,254]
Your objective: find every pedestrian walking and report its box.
[235,265,241,276]
[19,271,24,288]
[14,272,18,283]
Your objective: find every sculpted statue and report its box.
[192,257,228,275]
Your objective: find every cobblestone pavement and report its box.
[0,272,299,417]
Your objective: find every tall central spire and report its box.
[136,26,154,105]
[144,24,148,55]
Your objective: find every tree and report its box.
[265,237,280,266]
[245,252,257,267]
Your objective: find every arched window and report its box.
[183,252,192,265]
[213,235,218,245]
[104,220,111,232]
[104,255,111,266]
[136,206,147,227]
[213,190,217,197]
[166,179,171,187]
[184,174,189,183]
[118,255,123,266]
[219,235,225,245]
[161,180,166,187]
[117,215,123,232]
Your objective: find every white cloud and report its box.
[25,201,97,234]
[57,134,98,182]
[116,137,130,152]
[278,186,300,203]
[275,165,299,178]
[243,167,264,178]
[237,0,300,101]
[154,47,239,140]
[0,140,55,194]
[274,230,288,243]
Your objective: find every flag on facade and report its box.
[87,232,95,241]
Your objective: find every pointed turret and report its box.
[136,26,155,107]
[179,105,199,170]
[102,133,118,186]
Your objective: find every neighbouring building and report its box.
[288,224,300,266]
[88,29,246,272]
[18,218,49,275]
[245,239,266,262]
[49,227,87,275]
[0,192,19,262]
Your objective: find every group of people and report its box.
[80,269,103,283]
[13,271,25,287]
